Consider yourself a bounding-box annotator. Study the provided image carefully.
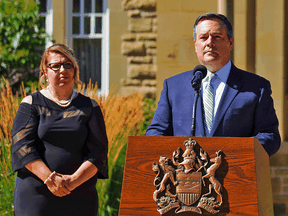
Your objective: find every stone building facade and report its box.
[120,0,157,99]
[270,141,288,215]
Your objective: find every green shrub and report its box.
[0,0,53,91]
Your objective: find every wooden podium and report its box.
[119,136,273,216]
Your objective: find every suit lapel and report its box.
[187,73,205,136]
[210,64,242,136]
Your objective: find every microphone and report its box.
[190,65,207,136]
[191,65,207,91]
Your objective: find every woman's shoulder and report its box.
[20,91,42,105]
[90,98,99,107]
[76,93,99,108]
[21,95,32,105]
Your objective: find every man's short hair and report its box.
[193,12,233,40]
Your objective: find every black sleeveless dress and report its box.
[12,91,108,216]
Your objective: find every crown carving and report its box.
[184,138,196,150]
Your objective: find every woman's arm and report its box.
[63,160,98,191]
[62,99,107,191]
[25,159,52,182]
[13,96,70,197]
[25,159,71,197]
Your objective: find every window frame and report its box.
[66,0,109,95]
[38,0,53,49]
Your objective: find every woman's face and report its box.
[44,52,75,90]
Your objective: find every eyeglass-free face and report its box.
[194,19,234,73]
[47,62,74,72]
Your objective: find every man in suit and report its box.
[145,13,281,156]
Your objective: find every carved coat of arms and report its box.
[152,138,223,215]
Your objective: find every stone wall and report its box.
[120,0,157,99]
[270,142,288,215]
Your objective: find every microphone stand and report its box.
[190,65,207,136]
[191,84,200,136]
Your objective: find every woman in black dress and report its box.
[12,43,108,216]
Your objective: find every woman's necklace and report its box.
[47,86,77,107]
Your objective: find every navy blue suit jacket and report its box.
[146,64,281,156]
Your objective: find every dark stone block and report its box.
[274,203,286,216]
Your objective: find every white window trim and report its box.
[37,0,53,48]
[102,1,109,95]
[65,0,109,95]
[43,0,53,48]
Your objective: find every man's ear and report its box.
[229,37,234,50]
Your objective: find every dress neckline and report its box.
[38,90,79,109]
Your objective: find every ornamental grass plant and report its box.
[0,78,154,216]
[0,79,19,216]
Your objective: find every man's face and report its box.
[194,19,234,72]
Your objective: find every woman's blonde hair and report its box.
[39,43,82,89]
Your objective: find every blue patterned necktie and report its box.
[203,73,216,135]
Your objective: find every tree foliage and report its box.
[0,0,52,87]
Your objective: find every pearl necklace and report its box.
[47,87,77,107]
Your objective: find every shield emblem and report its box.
[176,172,202,206]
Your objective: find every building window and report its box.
[73,39,102,89]
[38,0,53,48]
[68,0,109,93]
[39,0,47,28]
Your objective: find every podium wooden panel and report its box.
[119,136,273,216]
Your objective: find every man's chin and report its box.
[204,54,218,61]
[200,58,218,66]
